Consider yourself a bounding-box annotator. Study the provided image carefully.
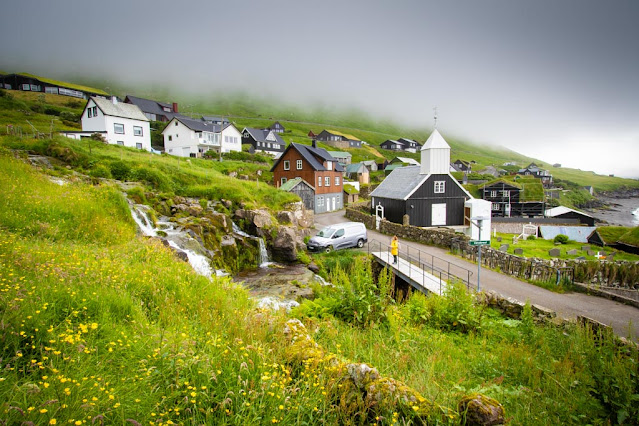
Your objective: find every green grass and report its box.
[617,227,639,247]
[490,232,639,261]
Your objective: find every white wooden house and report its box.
[163,116,242,157]
[77,96,151,150]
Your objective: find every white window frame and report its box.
[133,126,143,136]
[283,160,290,170]
[325,176,330,186]
[114,123,125,134]
[318,176,322,187]
[490,190,497,198]
[117,141,124,146]
[434,181,445,194]
[492,203,500,211]
[296,159,303,170]
[335,176,340,186]
[281,177,287,185]
[136,143,143,149]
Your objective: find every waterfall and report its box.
[128,200,225,278]
[233,221,272,268]
[258,238,272,268]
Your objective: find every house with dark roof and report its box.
[361,160,378,172]
[481,179,544,217]
[380,138,421,152]
[271,142,344,213]
[316,130,362,149]
[242,127,286,157]
[201,116,230,125]
[66,96,151,150]
[370,130,473,227]
[267,121,285,133]
[124,95,181,122]
[162,116,242,157]
[538,226,597,243]
[279,178,315,211]
[451,159,472,172]
[307,130,316,138]
[0,73,108,99]
[517,163,553,188]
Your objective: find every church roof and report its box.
[421,129,450,150]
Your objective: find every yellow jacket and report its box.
[390,239,399,256]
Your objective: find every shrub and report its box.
[109,160,131,181]
[527,235,536,240]
[89,163,112,179]
[65,99,82,109]
[131,166,173,192]
[59,111,79,122]
[554,234,569,244]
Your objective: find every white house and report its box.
[78,96,151,151]
[163,116,242,158]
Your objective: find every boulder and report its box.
[272,226,299,263]
[307,262,320,273]
[548,248,561,257]
[458,393,505,426]
[277,211,297,226]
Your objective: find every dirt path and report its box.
[314,210,639,341]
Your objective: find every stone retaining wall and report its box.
[347,207,639,288]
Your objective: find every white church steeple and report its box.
[420,129,451,175]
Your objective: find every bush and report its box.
[527,235,536,240]
[131,166,173,192]
[554,234,569,244]
[59,111,79,122]
[65,99,82,109]
[89,163,112,179]
[109,160,131,181]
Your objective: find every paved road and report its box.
[314,210,639,341]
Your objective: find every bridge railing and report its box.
[366,239,475,292]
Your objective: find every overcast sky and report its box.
[1,0,638,177]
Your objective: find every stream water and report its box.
[129,201,323,311]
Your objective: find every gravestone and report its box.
[587,250,595,256]
[567,249,578,255]
[496,237,502,242]
[514,248,524,255]
[576,256,586,260]
[581,245,590,251]
[548,248,561,257]
[499,244,509,252]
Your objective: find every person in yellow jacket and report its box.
[390,235,399,264]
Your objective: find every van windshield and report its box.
[316,227,335,238]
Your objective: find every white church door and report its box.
[432,203,447,226]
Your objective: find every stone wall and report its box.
[347,207,639,288]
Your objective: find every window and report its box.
[335,176,340,186]
[114,123,125,134]
[175,121,178,126]
[168,135,173,141]
[117,141,124,146]
[283,160,290,170]
[318,196,324,207]
[434,181,445,193]
[326,161,332,170]
[325,176,330,186]
[281,177,287,185]
[133,126,143,136]
[318,176,322,187]
[502,190,509,197]
[490,190,497,197]
[45,87,58,94]
[22,83,31,91]
[136,143,143,149]
[492,203,500,211]
[31,84,41,91]
[296,160,303,170]
[87,108,92,118]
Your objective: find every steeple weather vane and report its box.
[433,107,438,129]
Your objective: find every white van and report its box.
[307,222,368,253]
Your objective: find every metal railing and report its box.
[366,239,474,293]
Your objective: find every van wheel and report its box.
[325,245,333,253]
[356,239,364,248]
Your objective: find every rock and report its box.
[207,211,230,232]
[548,248,561,257]
[277,211,297,226]
[228,171,237,178]
[496,237,502,242]
[514,248,523,255]
[233,263,315,301]
[220,235,236,247]
[239,174,249,180]
[587,250,595,256]
[499,244,509,252]
[347,363,380,389]
[222,199,233,209]
[307,262,320,273]
[576,256,586,260]
[567,249,578,255]
[531,304,556,320]
[272,226,299,262]
[458,393,505,426]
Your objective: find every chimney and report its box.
[172,102,178,113]
[111,96,118,105]
[312,139,317,148]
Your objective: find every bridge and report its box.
[367,239,475,295]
